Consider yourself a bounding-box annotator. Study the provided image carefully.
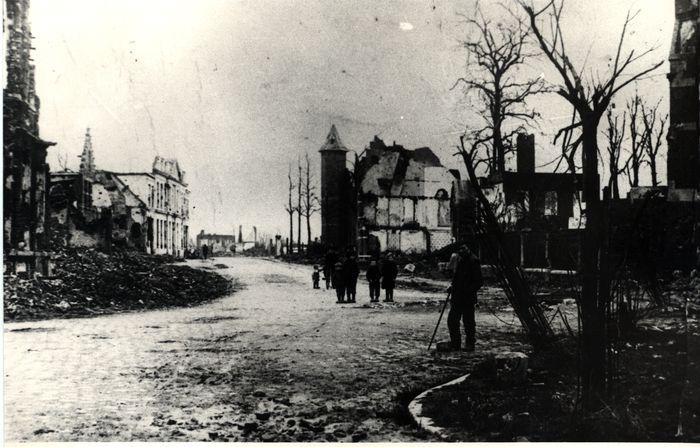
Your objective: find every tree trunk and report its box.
[579,114,607,410]
[492,95,505,175]
[306,213,311,248]
[297,167,302,253]
[608,172,620,199]
[650,160,658,187]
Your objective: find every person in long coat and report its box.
[323,249,337,290]
[343,254,359,303]
[332,259,346,303]
[447,245,483,351]
[366,260,382,302]
[381,253,398,302]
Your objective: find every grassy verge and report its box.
[419,315,700,442]
[4,248,236,322]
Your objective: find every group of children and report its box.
[312,250,399,303]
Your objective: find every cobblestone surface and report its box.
[4,257,525,442]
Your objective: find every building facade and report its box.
[117,157,190,257]
[3,0,55,274]
[667,0,699,190]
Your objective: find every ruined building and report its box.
[48,129,149,251]
[3,0,56,275]
[355,136,458,254]
[667,0,699,190]
[479,134,586,230]
[319,125,461,255]
[319,125,356,250]
[49,131,190,257]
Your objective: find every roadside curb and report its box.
[407,373,471,439]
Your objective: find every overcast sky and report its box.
[31,0,674,241]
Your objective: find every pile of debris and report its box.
[4,248,235,322]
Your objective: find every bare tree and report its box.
[56,149,70,171]
[604,107,627,199]
[519,0,663,409]
[453,5,546,176]
[641,100,668,187]
[625,92,648,188]
[297,156,302,253]
[300,152,320,247]
[284,164,295,254]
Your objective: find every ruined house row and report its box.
[3,0,192,277]
[49,129,190,258]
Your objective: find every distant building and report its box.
[3,0,56,275]
[355,136,459,254]
[196,227,260,254]
[667,0,699,190]
[196,231,237,254]
[117,156,190,257]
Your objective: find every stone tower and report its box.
[319,124,355,249]
[667,0,699,189]
[79,128,95,179]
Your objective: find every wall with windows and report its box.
[116,166,190,257]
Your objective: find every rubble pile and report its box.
[4,248,235,322]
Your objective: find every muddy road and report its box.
[5,257,525,441]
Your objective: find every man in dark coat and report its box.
[343,253,359,303]
[366,260,382,302]
[323,249,337,290]
[447,245,483,351]
[202,244,209,260]
[381,253,398,302]
[333,259,346,303]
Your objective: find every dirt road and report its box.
[4,257,524,441]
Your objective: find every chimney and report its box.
[517,133,535,174]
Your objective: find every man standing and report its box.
[343,251,359,303]
[202,244,209,260]
[381,253,398,302]
[323,249,337,290]
[333,259,346,303]
[447,245,483,351]
[366,260,381,302]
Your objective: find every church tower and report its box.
[79,128,95,179]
